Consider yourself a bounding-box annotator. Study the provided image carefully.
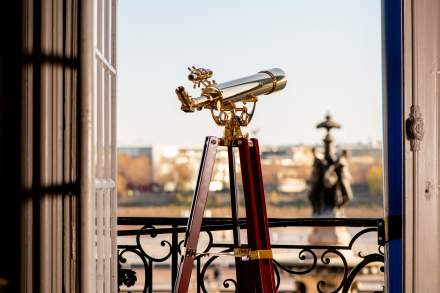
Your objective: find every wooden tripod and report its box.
[173,136,276,293]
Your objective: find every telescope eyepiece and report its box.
[187,68,213,82]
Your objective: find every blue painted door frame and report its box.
[382,0,404,292]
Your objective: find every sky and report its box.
[117,0,383,147]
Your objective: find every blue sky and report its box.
[117,0,382,146]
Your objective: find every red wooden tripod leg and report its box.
[238,138,275,293]
[238,139,259,293]
[249,138,276,291]
[173,137,218,293]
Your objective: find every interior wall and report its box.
[0,1,24,293]
[15,0,80,292]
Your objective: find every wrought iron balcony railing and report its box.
[118,217,384,293]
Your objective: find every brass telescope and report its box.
[176,66,287,144]
[174,68,285,292]
[176,67,287,112]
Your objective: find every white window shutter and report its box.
[80,0,117,292]
[94,0,118,292]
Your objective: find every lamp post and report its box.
[316,113,341,164]
[308,113,352,245]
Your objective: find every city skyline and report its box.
[117,139,383,149]
[118,0,383,146]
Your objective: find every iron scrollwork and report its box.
[118,255,137,288]
[118,217,385,292]
[271,227,384,293]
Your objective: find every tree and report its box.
[366,165,383,197]
[118,153,153,191]
[117,174,128,197]
[175,162,194,192]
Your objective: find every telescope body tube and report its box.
[218,68,287,104]
[177,68,287,112]
[191,68,287,107]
